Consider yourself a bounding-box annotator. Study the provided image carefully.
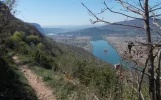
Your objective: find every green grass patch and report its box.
[30,66,102,100]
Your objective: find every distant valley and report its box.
[31,19,161,61]
[31,19,161,56]
[58,19,161,37]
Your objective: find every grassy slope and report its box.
[18,52,116,100]
[1,19,117,100]
[0,4,117,98]
[11,34,116,100]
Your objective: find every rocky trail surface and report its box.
[12,56,57,100]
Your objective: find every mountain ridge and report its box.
[59,19,161,36]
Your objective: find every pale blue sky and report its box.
[15,0,159,27]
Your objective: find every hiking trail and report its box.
[12,56,57,100]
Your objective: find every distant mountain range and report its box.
[42,24,103,34]
[59,19,161,37]
[43,28,67,34]
[59,27,121,36]
[29,19,161,37]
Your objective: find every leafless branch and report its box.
[150,2,161,10]
[155,31,161,37]
[118,0,144,12]
[150,14,161,18]
[81,3,145,30]
[116,0,143,15]
[126,60,150,76]
[126,70,145,100]
[139,0,144,10]
[98,1,143,20]
[153,18,161,30]
[150,7,161,12]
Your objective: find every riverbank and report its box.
[104,36,147,66]
[104,36,130,57]
[84,41,93,52]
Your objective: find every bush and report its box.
[43,75,52,82]
[18,41,28,54]
[39,54,53,69]
[37,43,45,50]
[74,64,117,98]
[31,50,54,69]
[7,31,25,49]
[25,35,40,45]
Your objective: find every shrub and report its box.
[43,75,52,82]
[18,41,28,54]
[25,35,40,45]
[12,31,25,41]
[37,43,45,50]
[7,31,25,49]
[39,54,53,69]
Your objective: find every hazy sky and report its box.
[15,0,160,27]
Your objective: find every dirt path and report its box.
[12,56,57,100]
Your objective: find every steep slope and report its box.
[8,19,116,100]
[1,1,117,100]
[0,2,38,100]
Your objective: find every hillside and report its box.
[60,19,161,37]
[0,2,117,100]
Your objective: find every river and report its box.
[90,37,121,65]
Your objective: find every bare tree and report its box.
[82,0,161,100]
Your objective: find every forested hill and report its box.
[0,1,117,100]
[59,18,161,36]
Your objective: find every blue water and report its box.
[90,40,121,65]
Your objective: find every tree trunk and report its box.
[144,0,155,100]
[156,51,161,100]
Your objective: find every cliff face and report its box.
[31,23,44,35]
